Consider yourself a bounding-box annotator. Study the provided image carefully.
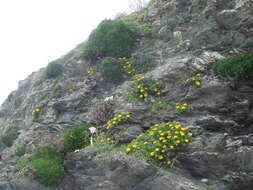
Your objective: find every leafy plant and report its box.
[212,53,253,80]
[99,57,125,83]
[128,76,162,101]
[31,147,64,185]
[0,125,19,147]
[63,123,93,152]
[15,142,27,157]
[45,62,64,79]
[84,19,138,59]
[150,98,174,115]
[125,122,193,166]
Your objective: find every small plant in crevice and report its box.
[90,100,115,126]
[62,123,94,152]
[185,73,203,87]
[125,122,193,166]
[15,141,27,157]
[0,125,19,147]
[128,75,162,101]
[175,103,192,114]
[106,112,132,129]
[86,66,94,75]
[32,107,42,121]
[150,98,174,115]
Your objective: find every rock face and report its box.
[0,0,253,189]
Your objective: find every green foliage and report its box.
[212,53,253,80]
[15,142,27,157]
[128,76,162,101]
[17,159,30,169]
[125,122,193,166]
[192,0,206,8]
[206,186,215,190]
[93,142,117,152]
[100,57,125,83]
[0,125,18,147]
[31,147,64,185]
[45,62,64,79]
[150,98,174,115]
[164,18,178,31]
[63,123,93,152]
[84,20,138,59]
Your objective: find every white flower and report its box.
[74,149,80,153]
[89,127,96,134]
[104,96,114,102]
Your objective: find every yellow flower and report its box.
[176,106,180,109]
[150,152,155,156]
[183,103,187,106]
[162,145,167,149]
[188,132,193,136]
[143,141,148,145]
[155,148,160,152]
[161,150,166,153]
[112,121,116,124]
[100,139,105,143]
[106,138,111,141]
[160,133,165,136]
[153,127,158,131]
[167,161,171,165]
[132,144,137,148]
[125,147,131,153]
[158,155,164,160]
[126,114,130,118]
[167,136,171,139]
[159,137,164,141]
[173,135,178,138]
[137,85,141,88]
[140,89,144,92]
[175,124,181,129]
[180,131,185,136]
[139,94,144,98]
[170,145,174,149]
[185,139,189,143]
[35,108,40,112]
[162,140,167,143]
[174,131,179,134]
[144,94,148,97]
[153,141,157,144]
[195,81,201,86]
[182,106,187,109]
[118,115,122,118]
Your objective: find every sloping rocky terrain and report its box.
[0,0,253,190]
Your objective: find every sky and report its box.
[0,0,150,105]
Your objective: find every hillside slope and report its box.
[0,0,253,190]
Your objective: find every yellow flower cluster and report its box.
[125,121,193,165]
[32,107,41,119]
[86,66,94,75]
[186,73,203,87]
[175,103,191,113]
[129,76,161,100]
[118,57,136,76]
[107,112,131,128]
[100,137,116,144]
[32,108,41,113]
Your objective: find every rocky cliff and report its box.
[0,0,253,190]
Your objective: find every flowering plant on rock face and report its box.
[106,112,131,129]
[175,103,192,113]
[125,121,193,166]
[185,73,203,87]
[128,75,162,100]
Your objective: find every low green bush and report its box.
[15,142,27,157]
[0,125,19,147]
[212,53,253,80]
[100,57,125,83]
[45,62,63,79]
[31,147,64,185]
[63,123,93,152]
[84,19,138,59]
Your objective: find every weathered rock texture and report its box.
[0,0,253,189]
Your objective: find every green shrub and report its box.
[31,147,64,185]
[125,122,193,166]
[0,127,19,147]
[63,123,93,152]
[84,20,138,59]
[15,142,27,157]
[212,53,253,80]
[45,62,63,79]
[100,57,125,83]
